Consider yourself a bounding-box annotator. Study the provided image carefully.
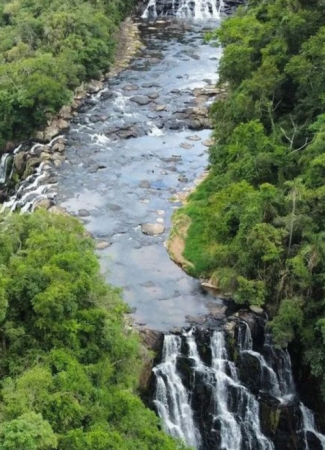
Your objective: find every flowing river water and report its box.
[56,13,223,330]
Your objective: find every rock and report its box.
[40,152,51,161]
[59,105,73,120]
[180,142,193,149]
[130,95,151,105]
[250,306,264,315]
[35,119,70,143]
[78,209,90,217]
[123,84,139,91]
[87,80,103,94]
[139,329,164,352]
[52,141,65,152]
[237,351,262,395]
[14,152,26,176]
[156,218,164,223]
[33,198,52,210]
[96,240,111,250]
[141,223,165,235]
[53,160,62,168]
[155,104,166,111]
[178,175,188,183]
[185,315,207,325]
[207,303,227,318]
[48,205,69,216]
[139,180,151,189]
[202,139,214,147]
[156,210,165,215]
[186,135,201,141]
[148,91,159,100]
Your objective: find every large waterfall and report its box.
[142,0,225,19]
[153,321,325,450]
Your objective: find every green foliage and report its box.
[0,0,136,145]
[175,0,325,397]
[0,211,186,450]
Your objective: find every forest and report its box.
[177,0,325,399]
[0,211,186,450]
[0,0,136,150]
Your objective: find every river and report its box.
[55,13,223,330]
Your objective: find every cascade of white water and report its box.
[238,322,282,398]
[300,403,325,450]
[0,154,13,185]
[154,329,274,450]
[141,0,223,19]
[263,334,296,399]
[153,334,201,448]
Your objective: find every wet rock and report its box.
[130,95,151,105]
[141,82,160,88]
[59,105,73,120]
[33,198,53,210]
[185,315,207,325]
[78,209,90,217]
[238,351,262,395]
[53,159,62,168]
[123,84,139,91]
[139,329,164,353]
[155,104,166,112]
[87,80,104,94]
[250,305,264,315]
[35,119,70,143]
[48,205,69,216]
[52,141,65,152]
[96,240,111,250]
[141,223,165,235]
[14,152,26,176]
[186,135,201,141]
[178,175,188,183]
[166,120,181,130]
[202,139,214,147]
[148,91,160,100]
[100,90,114,101]
[139,180,151,189]
[180,142,193,149]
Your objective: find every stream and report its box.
[56,12,223,330]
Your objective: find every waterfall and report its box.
[153,334,201,448]
[153,324,325,450]
[300,404,325,450]
[0,154,12,185]
[142,0,224,19]
[153,329,274,450]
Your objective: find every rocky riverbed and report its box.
[50,18,225,330]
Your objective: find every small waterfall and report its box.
[142,0,224,19]
[153,334,201,448]
[0,154,13,185]
[300,404,325,450]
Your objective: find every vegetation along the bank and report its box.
[0,211,188,450]
[0,0,136,149]
[174,0,325,396]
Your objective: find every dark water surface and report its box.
[57,19,223,330]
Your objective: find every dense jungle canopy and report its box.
[0,0,136,149]
[0,211,187,450]
[177,0,325,398]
